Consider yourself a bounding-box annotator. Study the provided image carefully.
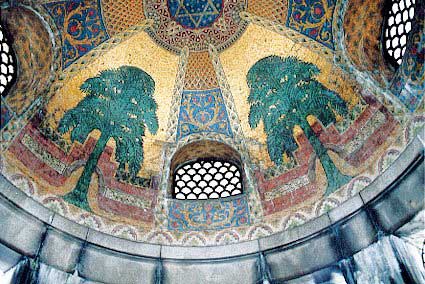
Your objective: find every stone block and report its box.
[336,210,377,257]
[162,256,258,284]
[259,213,331,251]
[328,194,364,223]
[0,196,46,257]
[265,231,340,281]
[361,137,423,203]
[51,213,88,240]
[40,229,83,273]
[161,240,259,260]
[87,229,160,258]
[368,159,424,233]
[79,244,157,284]
[0,242,22,272]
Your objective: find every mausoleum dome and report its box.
[0,0,424,283]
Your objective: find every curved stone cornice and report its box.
[0,135,423,283]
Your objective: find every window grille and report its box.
[173,159,243,200]
[383,0,416,66]
[0,23,16,96]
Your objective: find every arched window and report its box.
[0,23,16,96]
[171,141,244,200]
[383,0,416,66]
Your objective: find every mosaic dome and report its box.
[144,0,248,52]
[0,0,423,247]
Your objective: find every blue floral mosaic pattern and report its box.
[287,0,336,49]
[168,196,251,231]
[43,0,109,69]
[176,88,233,140]
[168,0,223,29]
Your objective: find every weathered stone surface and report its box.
[265,231,340,281]
[40,229,83,273]
[368,158,424,233]
[87,229,160,258]
[0,242,22,272]
[79,245,157,284]
[0,195,46,257]
[161,240,259,260]
[360,136,423,203]
[259,213,331,251]
[328,194,364,223]
[162,257,258,284]
[51,213,88,240]
[337,210,377,257]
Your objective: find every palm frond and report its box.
[248,103,264,128]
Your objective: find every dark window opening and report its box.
[383,0,416,66]
[170,141,244,200]
[0,23,16,96]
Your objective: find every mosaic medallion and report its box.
[168,0,223,29]
[144,0,248,52]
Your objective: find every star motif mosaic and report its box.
[168,0,223,29]
[144,0,248,52]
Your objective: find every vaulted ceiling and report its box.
[0,0,423,246]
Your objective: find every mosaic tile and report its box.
[176,89,233,140]
[0,0,422,246]
[43,0,109,69]
[0,99,13,129]
[168,196,250,231]
[144,0,247,52]
[287,0,336,49]
[168,0,223,29]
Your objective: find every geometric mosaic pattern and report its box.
[100,0,145,36]
[247,0,287,24]
[144,0,247,52]
[184,52,219,90]
[173,159,243,200]
[0,99,13,129]
[168,0,223,29]
[0,24,16,96]
[383,0,416,66]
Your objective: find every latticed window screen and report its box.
[383,0,416,65]
[0,23,16,95]
[173,159,243,200]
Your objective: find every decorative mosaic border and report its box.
[332,0,411,123]
[0,3,61,153]
[240,11,334,61]
[0,131,415,245]
[209,44,264,222]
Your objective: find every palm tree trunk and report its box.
[63,132,109,211]
[300,121,352,196]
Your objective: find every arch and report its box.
[343,0,394,85]
[170,140,244,200]
[0,6,54,114]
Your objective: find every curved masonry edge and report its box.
[0,136,423,278]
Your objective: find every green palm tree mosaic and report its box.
[58,66,158,211]
[247,56,352,195]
